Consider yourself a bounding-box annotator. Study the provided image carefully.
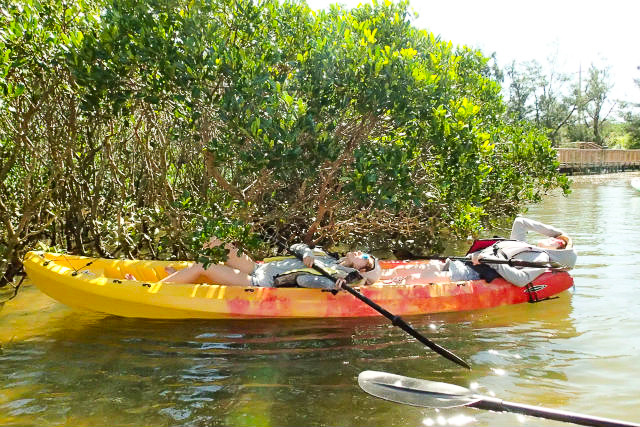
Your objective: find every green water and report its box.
[2,173,640,426]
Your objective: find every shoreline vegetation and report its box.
[0,0,576,286]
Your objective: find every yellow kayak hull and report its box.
[23,251,574,319]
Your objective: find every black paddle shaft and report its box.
[473,398,640,427]
[340,284,471,370]
[287,248,470,370]
[422,255,567,269]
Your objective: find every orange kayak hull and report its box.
[23,252,574,319]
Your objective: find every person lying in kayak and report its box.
[382,217,577,287]
[151,238,382,290]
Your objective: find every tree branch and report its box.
[204,150,245,202]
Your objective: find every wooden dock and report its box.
[557,148,640,174]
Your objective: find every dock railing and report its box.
[557,148,640,173]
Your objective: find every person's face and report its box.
[346,251,371,271]
[537,238,565,249]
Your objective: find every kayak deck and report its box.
[23,251,574,319]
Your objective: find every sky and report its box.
[305,0,640,106]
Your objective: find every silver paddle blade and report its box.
[358,371,640,427]
[358,370,482,409]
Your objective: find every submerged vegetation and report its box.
[0,0,569,285]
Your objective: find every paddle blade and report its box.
[358,370,481,409]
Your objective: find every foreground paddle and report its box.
[287,249,470,370]
[358,370,640,427]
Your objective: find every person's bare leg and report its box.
[204,237,256,274]
[160,263,206,284]
[402,270,452,284]
[221,243,255,274]
[160,263,252,286]
[202,264,252,287]
[381,260,446,279]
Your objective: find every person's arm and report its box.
[472,250,549,286]
[290,243,315,267]
[510,217,565,241]
[295,264,361,289]
[486,264,543,287]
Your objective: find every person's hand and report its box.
[203,236,224,249]
[471,252,483,265]
[334,278,346,290]
[303,255,314,267]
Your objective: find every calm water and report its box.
[1,173,640,426]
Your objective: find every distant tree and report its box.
[505,60,537,121]
[622,66,640,149]
[626,114,640,149]
[582,65,615,145]
[504,59,576,145]
[505,60,619,146]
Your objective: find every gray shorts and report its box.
[249,258,304,288]
[448,260,481,282]
[250,263,276,287]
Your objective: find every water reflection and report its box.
[1,284,580,426]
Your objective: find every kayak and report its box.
[631,178,640,192]
[23,251,574,319]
